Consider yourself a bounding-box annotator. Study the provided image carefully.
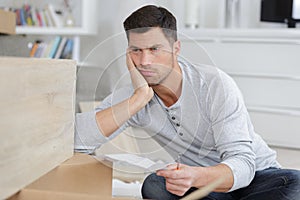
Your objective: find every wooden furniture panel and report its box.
[0,57,76,199]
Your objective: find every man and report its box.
[75,5,300,200]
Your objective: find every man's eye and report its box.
[150,47,159,52]
[131,49,141,53]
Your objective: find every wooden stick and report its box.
[180,176,226,200]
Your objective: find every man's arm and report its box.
[95,53,153,137]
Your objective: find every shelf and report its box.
[5,0,98,36]
[16,26,96,35]
[248,105,300,117]
[227,72,300,81]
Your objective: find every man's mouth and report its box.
[138,70,156,77]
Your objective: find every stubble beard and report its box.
[146,62,174,87]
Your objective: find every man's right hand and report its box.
[94,52,153,138]
[126,52,154,110]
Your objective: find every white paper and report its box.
[97,154,172,172]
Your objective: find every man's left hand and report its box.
[156,163,199,196]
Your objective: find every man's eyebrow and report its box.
[128,44,164,49]
[128,45,140,49]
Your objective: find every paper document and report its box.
[98,154,172,172]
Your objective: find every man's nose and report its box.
[140,50,152,66]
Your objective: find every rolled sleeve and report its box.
[74,87,133,154]
[74,111,109,153]
[222,154,256,192]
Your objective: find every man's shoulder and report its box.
[179,59,229,82]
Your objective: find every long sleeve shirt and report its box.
[75,58,280,191]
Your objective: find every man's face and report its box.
[128,27,180,86]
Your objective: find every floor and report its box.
[272,146,300,170]
[112,146,300,198]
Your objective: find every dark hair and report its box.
[123,5,177,43]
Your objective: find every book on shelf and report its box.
[36,43,47,58]
[48,36,61,58]
[15,9,21,26]
[30,7,39,26]
[39,9,47,27]
[46,4,64,28]
[19,8,26,26]
[35,8,43,26]
[42,41,53,58]
[60,39,74,59]
[43,8,52,27]
[29,36,74,59]
[54,37,68,59]
[29,41,39,57]
[23,4,33,26]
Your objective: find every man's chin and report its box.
[145,79,159,86]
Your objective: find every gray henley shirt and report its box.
[75,58,280,191]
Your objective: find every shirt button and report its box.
[165,109,169,112]
[179,132,183,136]
[171,116,176,120]
[176,123,180,127]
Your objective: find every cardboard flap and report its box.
[0,9,16,34]
[24,154,113,196]
[9,189,110,200]
[8,154,114,200]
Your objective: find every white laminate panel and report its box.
[232,76,300,109]
[249,110,300,149]
[181,41,300,77]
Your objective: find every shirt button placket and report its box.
[169,113,182,136]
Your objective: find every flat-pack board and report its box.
[0,57,76,199]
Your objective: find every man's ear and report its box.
[173,40,181,55]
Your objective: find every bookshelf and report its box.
[1,0,97,35]
[16,27,96,35]
[0,0,98,61]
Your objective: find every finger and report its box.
[129,68,148,90]
[125,51,148,89]
[127,66,148,91]
[157,169,182,179]
[165,177,187,186]
[165,163,178,170]
[165,182,187,196]
[157,163,187,176]
[157,163,179,173]
[126,51,135,71]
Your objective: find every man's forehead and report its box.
[128,27,170,47]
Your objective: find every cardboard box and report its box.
[0,57,76,199]
[8,153,116,200]
[0,9,16,34]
